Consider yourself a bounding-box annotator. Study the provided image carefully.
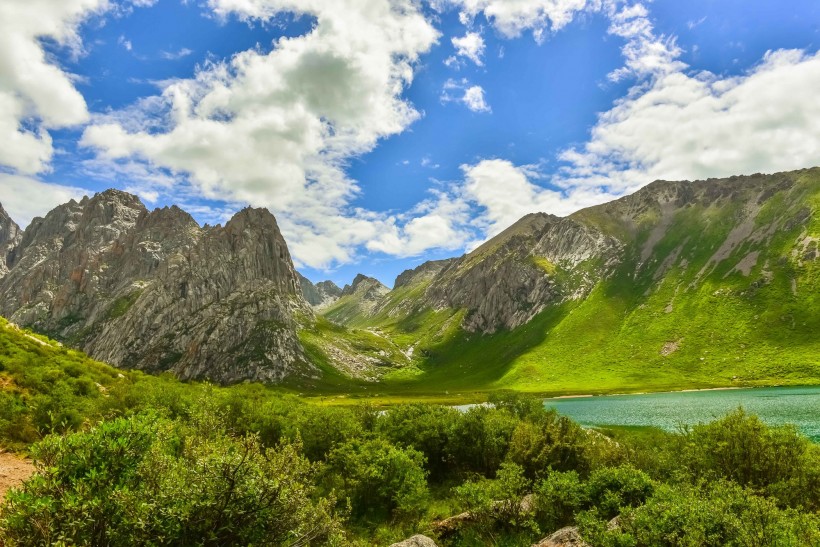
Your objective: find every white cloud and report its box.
[440,0,594,42]
[0,174,90,228]
[0,0,112,175]
[458,159,615,237]
[366,189,473,257]
[441,78,491,112]
[82,0,440,268]
[118,35,133,51]
[559,49,820,191]
[463,85,490,112]
[161,47,194,60]
[452,31,485,65]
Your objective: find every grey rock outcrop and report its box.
[422,212,622,333]
[0,204,22,278]
[298,273,342,308]
[532,526,589,547]
[341,273,389,299]
[0,190,314,384]
[322,273,390,325]
[388,535,438,547]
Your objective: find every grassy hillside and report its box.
[303,169,820,397]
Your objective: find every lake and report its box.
[543,386,820,441]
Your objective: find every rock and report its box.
[388,534,438,547]
[323,273,390,324]
[298,273,342,308]
[423,212,622,333]
[0,190,315,384]
[341,273,389,299]
[532,526,589,547]
[432,510,474,537]
[0,203,22,278]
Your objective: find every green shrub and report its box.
[507,411,592,479]
[0,410,343,546]
[681,408,819,510]
[447,406,518,476]
[376,403,459,481]
[578,481,820,547]
[532,470,588,532]
[585,465,654,520]
[324,438,429,522]
[454,461,536,538]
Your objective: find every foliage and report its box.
[678,408,820,510]
[0,408,343,546]
[453,462,536,540]
[323,438,429,522]
[578,481,820,547]
[0,323,818,546]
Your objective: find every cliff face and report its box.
[0,204,22,278]
[421,213,623,333]
[298,273,342,308]
[0,190,314,384]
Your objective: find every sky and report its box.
[1,0,819,288]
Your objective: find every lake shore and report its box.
[544,385,746,400]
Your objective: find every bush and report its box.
[680,408,819,510]
[578,481,820,547]
[376,404,459,481]
[0,409,343,546]
[324,438,429,522]
[507,411,593,479]
[447,406,518,476]
[585,465,654,520]
[453,462,536,540]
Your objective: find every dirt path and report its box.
[0,451,35,502]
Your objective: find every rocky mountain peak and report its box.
[0,192,314,384]
[298,273,342,308]
[342,274,389,297]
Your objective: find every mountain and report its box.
[0,190,314,384]
[323,274,390,325]
[0,204,22,277]
[298,273,342,308]
[315,168,820,393]
[1,168,818,393]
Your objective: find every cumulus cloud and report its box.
[559,49,820,191]
[0,0,112,175]
[458,159,615,237]
[367,189,473,257]
[441,79,491,112]
[0,174,90,228]
[451,31,485,65]
[81,0,440,268]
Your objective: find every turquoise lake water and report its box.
[543,386,820,441]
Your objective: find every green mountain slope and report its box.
[308,168,820,395]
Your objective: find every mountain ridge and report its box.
[0,191,314,384]
[1,167,818,391]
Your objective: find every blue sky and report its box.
[1,0,819,288]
